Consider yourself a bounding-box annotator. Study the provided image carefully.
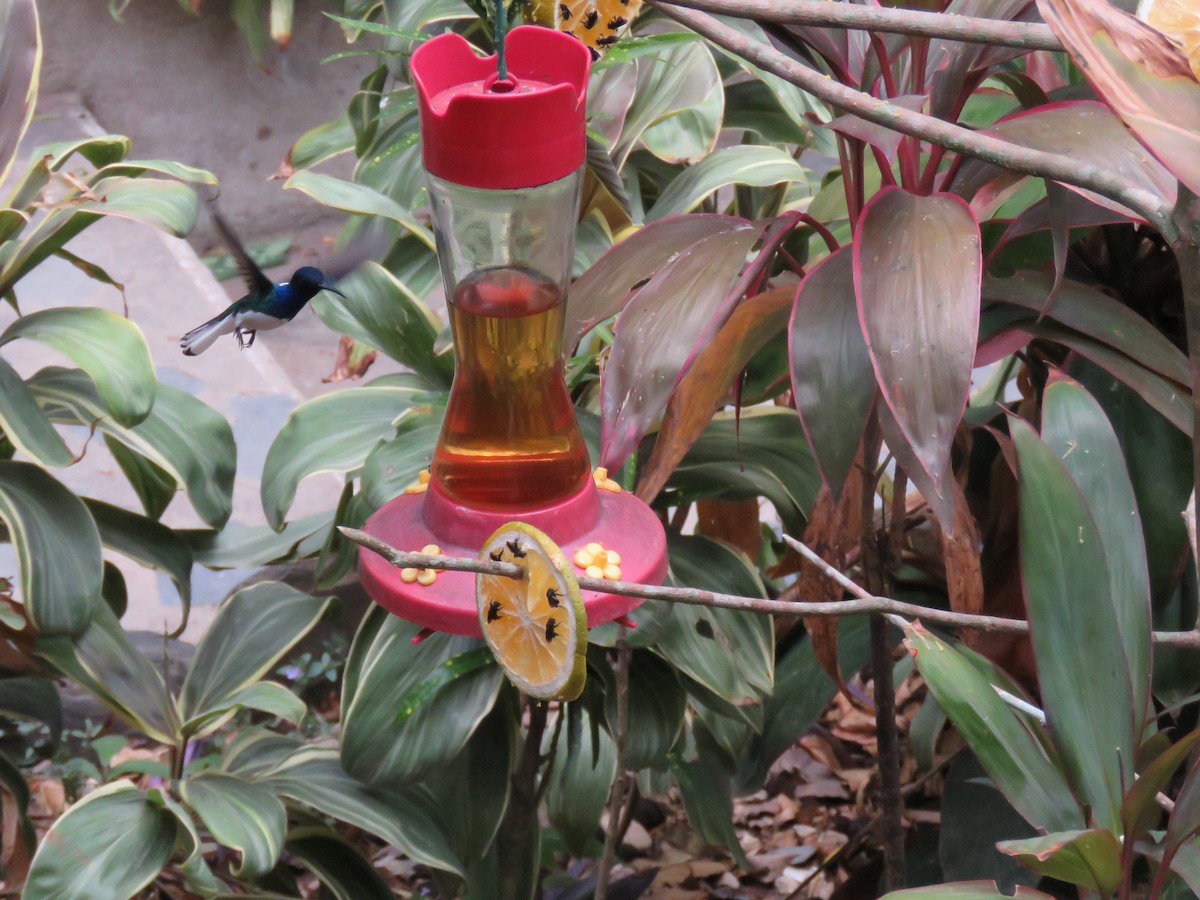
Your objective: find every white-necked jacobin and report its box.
[180,207,347,356]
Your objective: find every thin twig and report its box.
[645,3,1175,238]
[339,527,1200,647]
[657,0,1063,51]
[595,630,632,899]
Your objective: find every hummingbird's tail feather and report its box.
[180,311,235,356]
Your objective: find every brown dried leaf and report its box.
[789,482,864,691]
[696,498,762,560]
[323,336,378,384]
[940,479,985,624]
[636,286,794,502]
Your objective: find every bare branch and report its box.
[339,527,1200,648]
[645,2,1175,238]
[658,0,1063,51]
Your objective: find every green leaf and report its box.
[250,741,464,876]
[178,582,330,730]
[94,158,217,184]
[1,308,155,426]
[736,616,872,792]
[0,0,39,189]
[105,437,176,521]
[84,498,193,634]
[284,170,435,250]
[998,829,1123,895]
[592,32,702,69]
[1012,416,1134,833]
[341,608,502,785]
[312,262,451,387]
[150,786,224,898]
[883,884,1055,899]
[422,694,515,871]
[1039,377,1152,736]
[284,114,355,172]
[669,718,747,866]
[0,461,100,636]
[0,355,70,467]
[285,827,395,900]
[394,647,495,726]
[940,754,1040,892]
[261,384,421,530]
[614,39,721,168]
[360,407,443,508]
[605,650,685,771]
[181,772,286,878]
[546,702,615,857]
[641,534,773,710]
[23,781,178,900]
[646,146,807,221]
[664,408,822,533]
[1123,730,1200,843]
[183,681,308,739]
[37,604,179,744]
[33,367,236,527]
[904,623,1084,833]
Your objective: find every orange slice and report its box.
[523,0,645,56]
[477,522,587,701]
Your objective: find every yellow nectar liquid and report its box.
[433,266,591,508]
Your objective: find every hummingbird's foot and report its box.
[245,331,256,348]
[234,330,245,350]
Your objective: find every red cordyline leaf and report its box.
[788,246,873,498]
[952,100,1177,219]
[854,188,981,523]
[1038,0,1200,197]
[598,215,797,470]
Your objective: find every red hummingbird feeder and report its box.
[358,25,668,637]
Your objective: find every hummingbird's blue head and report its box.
[290,266,346,299]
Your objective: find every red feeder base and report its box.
[359,479,668,637]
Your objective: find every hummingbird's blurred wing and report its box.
[210,202,273,297]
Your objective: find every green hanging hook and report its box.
[494,0,508,81]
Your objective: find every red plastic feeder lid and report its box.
[410,25,591,190]
[359,479,668,638]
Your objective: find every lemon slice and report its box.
[477,522,587,701]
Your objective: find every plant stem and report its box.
[1171,184,1200,585]
[595,629,631,899]
[497,699,548,900]
[646,2,1174,237]
[871,615,906,890]
[340,527,1200,647]
[656,0,1063,50]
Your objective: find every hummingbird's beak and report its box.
[320,283,348,299]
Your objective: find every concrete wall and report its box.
[39,0,371,245]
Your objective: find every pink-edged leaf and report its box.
[1038,0,1200,197]
[997,830,1123,896]
[565,214,750,352]
[1025,51,1069,93]
[788,247,874,498]
[0,0,39,190]
[974,328,1033,367]
[1166,758,1200,860]
[827,95,927,163]
[855,188,981,509]
[982,272,1190,387]
[996,191,1133,247]
[877,399,954,524]
[952,101,1177,218]
[1123,729,1200,844]
[925,0,1032,120]
[599,226,761,470]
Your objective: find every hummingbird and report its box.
[180,206,347,356]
